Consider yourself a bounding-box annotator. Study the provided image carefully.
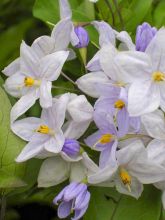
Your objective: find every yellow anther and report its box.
[24,77,41,87]
[114,100,125,110]
[99,134,113,144]
[119,168,131,192]
[36,125,54,136]
[24,77,35,87]
[37,125,50,134]
[152,71,165,82]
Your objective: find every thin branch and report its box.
[0,194,6,220]
[104,0,115,27]
[61,72,76,86]
[52,85,79,92]
[112,0,125,30]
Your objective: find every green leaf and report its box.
[33,0,94,24]
[0,87,41,189]
[84,185,162,220]
[125,0,153,32]
[153,1,165,28]
[0,19,33,70]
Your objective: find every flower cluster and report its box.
[3,0,165,219]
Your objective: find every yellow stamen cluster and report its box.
[37,125,50,134]
[114,100,125,110]
[36,125,55,135]
[119,168,131,192]
[24,77,41,87]
[152,71,165,82]
[24,77,35,87]
[99,134,114,144]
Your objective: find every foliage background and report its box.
[0,0,165,219]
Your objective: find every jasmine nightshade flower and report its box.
[124,29,165,116]
[74,26,89,48]
[99,28,165,116]
[88,140,165,199]
[12,94,70,162]
[53,182,90,220]
[37,151,114,188]
[85,108,120,169]
[76,21,116,98]
[95,85,141,136]
[3,42,69,122]
[135,22,157,52]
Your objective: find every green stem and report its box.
[52,85,79,92]
[104,0,115,27]
[61,72,76,85]
[119,133,150,142]
[112,0,125,30]
[0,195,6,220]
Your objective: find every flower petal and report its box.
[58,201,72,218]
[67,95,93,122]
[51,18,73,51]
[114,51,152,83]
[11,117,42,141]
[11,90,38,123]
[38,156,70,187]
[59,0,72,19]
[128,80,160,116]
[76,72,109,98]
[92,21,115,46]
[39,51,69,81]
[16,138,46,162]
[39,80,52,108]
[146,28,165,72]
[142,109,165,139]
[147,139,165,165]
[2,58,20,76]
[20,41,39,77]
[116,31,135,51]
[115,175,143,199]
[44,130,65,153]
[31,35,55,58]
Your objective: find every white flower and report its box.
[3,42,69,122]
[12,93,70,162]
[87,140,165,198]
[37,152,114,188]
[115,29,165,116]
[76,21,116,97]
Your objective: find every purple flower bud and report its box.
[74,26,89,48]
[62,139,80,156]
[135,22,157,52]
[53,182,90,220]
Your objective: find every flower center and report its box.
[24,77,41,87]
[99,134,114,144]
[152,71,165,82]
[114,100,125,110]
[119,168,131,192]
[36,125,54,135]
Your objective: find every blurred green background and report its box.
[0,0,165,219]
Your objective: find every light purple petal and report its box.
[116,107,129,137]
[64,183,87,201]
[75,191,90,210]
[71,204,89,220]
[58,201,72,218]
